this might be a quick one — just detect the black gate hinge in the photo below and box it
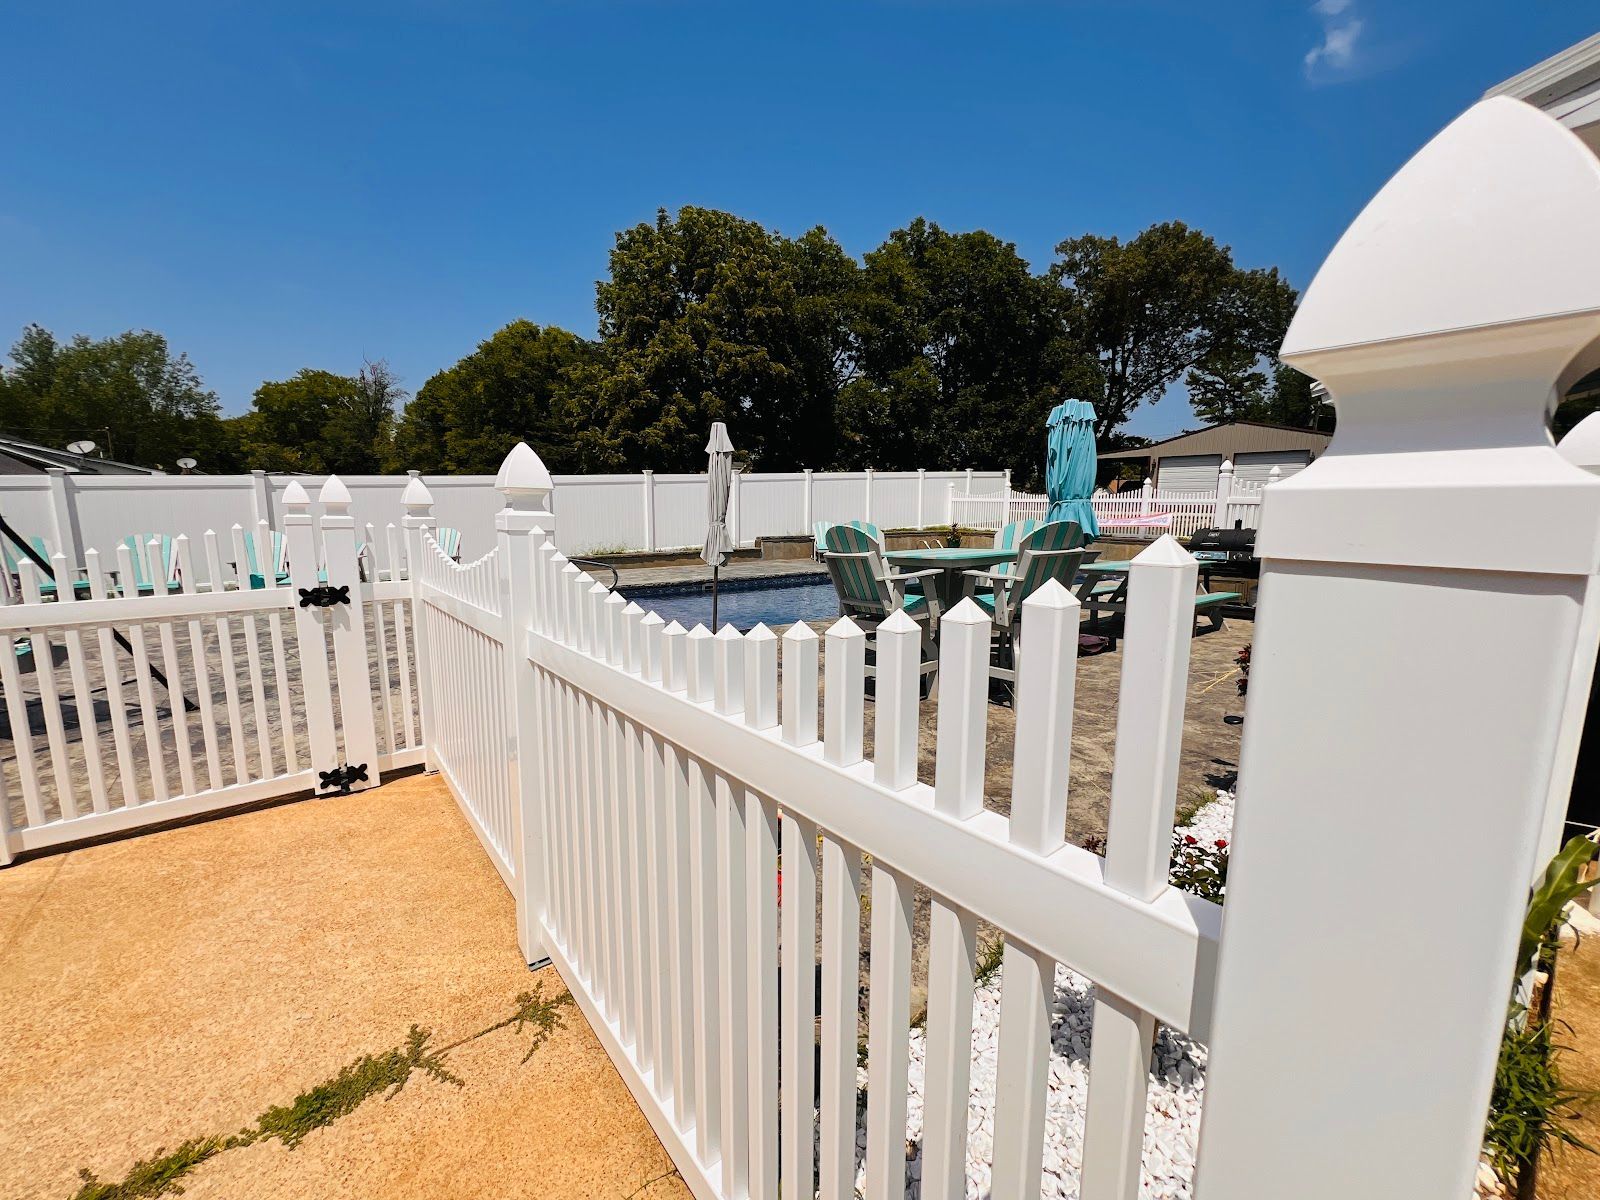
[298,584,351,608]
[318,763,369,795]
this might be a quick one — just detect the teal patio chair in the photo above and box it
[990,518,1043,578]
[962,520,1086,683]
[812,521,833,562]
[242,529,290,589]
[116,534,182,595]
[2,535,80,599]
[822,523,942,690]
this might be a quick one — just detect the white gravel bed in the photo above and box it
[849,790,1237,1199]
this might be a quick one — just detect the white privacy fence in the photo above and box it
[0,479,422,862]
[0,466,1006,566]
[953,464,1274,542]
[411,97,1600,1199]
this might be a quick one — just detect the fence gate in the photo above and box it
[0,477,423,863]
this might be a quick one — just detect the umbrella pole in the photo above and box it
[711,563,720,631]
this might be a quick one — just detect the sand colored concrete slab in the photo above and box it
[0,772,688,1200]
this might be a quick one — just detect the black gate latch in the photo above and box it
[318,763,369,795]
[298,584,351,608]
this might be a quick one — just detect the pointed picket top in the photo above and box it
[1131,533,1196,569]
[663,619,686,635]
[687,623,713,640]
[604,587,627,607]
[402,475,434,509]
[878,607,922,634]
[1283,98,1600,371]
[1022,577,1082,613]
[826,615,865,641]
[640,609,666,628]
[495,441,554,499]
[715,622,743,641]
[747,622,778,643]
[550,550,570,569]
[783,620,819,644]
[623,600,645,617]
[283,480,310,509]
[590,579,612,599]
[940,597,991,628]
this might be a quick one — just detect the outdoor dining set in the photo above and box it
[812,515,1241,691]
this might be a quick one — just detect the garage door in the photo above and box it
[1156,454,1223,494]
[1235,449,1311,485]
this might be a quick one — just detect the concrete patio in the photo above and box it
[0,771,688,1200]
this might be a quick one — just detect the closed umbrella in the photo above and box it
[1045,399,1100,540]
[702,421,736,630]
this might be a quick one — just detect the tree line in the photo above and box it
[0,208,1321,487]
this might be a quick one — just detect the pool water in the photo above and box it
[619,575,840,632]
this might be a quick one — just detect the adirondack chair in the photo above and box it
[990,518,1043,578]
[435,527,463,561]
[242,530,290,589]
[812,521,833,562]
[1,534,90,599]
[962,520,1087,684]
[117,534,182,595]
[822,523,942,690]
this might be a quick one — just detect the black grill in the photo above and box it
[1187,524,1259,574]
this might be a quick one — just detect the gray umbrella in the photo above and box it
[702,421,735,629]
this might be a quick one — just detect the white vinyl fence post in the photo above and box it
[403,477,438,770]
[803,468,814,534]
[946,481,956,527]
[318,476,381,792]
[1001,468,1014,527]
[1193,98,1600,1199]
[863,467,874,527]
[729,466,742,547]
[283,482,341,786]
[916,468,926,527]
[496,442,557,966]
[1139,477,1153,517]
[643,470,657,552]
[1214,458,1234,527]
[44,468,82,574]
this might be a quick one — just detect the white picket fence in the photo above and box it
[0,479,422,861]
[0,465,1006,565]
[952,466,1273,542]
[409,96,1600,1200]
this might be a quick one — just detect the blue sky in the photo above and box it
[3,2,1594,441]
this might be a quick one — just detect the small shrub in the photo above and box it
[1168,832,1229,903]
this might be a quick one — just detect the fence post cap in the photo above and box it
[1283,97,1600,371]
[1021,578,1081,612]
[283,480,311,509]
[1132,533,1197,568]
[939,598,990,627]
[747,622,777,642]
[640,610,665,627]
[1220,459,1234,472]
[783,620,819,643]
[402,476,434,508]
[495,442,553,500]
[714,622,742,641]
[879,607,922,634]
[623,600,645,617]
[663,619,686,635]
[826,615,865,640]
[317,475,352,509]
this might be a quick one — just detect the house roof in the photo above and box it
[1097,420,1332,461]
[0,434,164,475]
[1484,33,1600,154]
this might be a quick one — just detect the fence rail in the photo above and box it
[952,466,1275,541]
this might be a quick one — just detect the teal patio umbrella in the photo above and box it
[1045,399,1100,540]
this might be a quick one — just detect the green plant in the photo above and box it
[1483,835,1600,1194]
[975,935,1006,987]
[73,1137,230,1200]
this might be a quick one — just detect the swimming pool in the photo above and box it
[618,574,840,632]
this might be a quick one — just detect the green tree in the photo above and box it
[571,206,860,472]
[234,361,403,474]
[1049,222,1299,439]
[0,324,229,469]
[391,321,597,473]
[837,218,1097,486]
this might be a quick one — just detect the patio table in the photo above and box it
[883,546,1016,615]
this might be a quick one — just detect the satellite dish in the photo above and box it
[66,439,97,456]
[176,457,198,472]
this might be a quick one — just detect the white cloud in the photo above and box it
[1305,0,1364,78]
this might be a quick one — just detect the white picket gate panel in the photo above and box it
[0,477,420,861]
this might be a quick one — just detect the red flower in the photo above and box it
[1183,834,1198,845]
[1215,839,1228,849]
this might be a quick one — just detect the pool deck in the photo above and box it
[614,557,824,589]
